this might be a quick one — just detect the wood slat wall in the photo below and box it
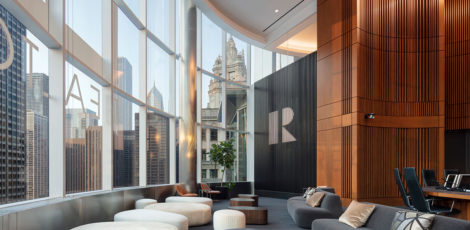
[318,0,445,205]
[446,0,470,130]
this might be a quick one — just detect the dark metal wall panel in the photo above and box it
[254,52,317,194]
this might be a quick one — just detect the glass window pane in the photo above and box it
[176,59,181,117]
[202,13,222,74]
[226,131,246,182]
[65,62,103,194]
[123,0,143,20]
[226,82,247,130]
[201,74,223,127]
[226,35,247,82]
[147,0,170,46]
[116,8,141,99]
[276,53,295,71]
[147,110,169,185]
[113,93,140,187]
[147,39,170,112]
[26,31,49,200]
[175,0,180,54]
[0,4,51,204]
[250,45,273,84]
[201,128,223,182]
[66,0,102,55]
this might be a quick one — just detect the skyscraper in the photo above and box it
[0,4,27,204]
[26,73,49,199]
[113,57,138,187]
[144,88,169,184]
[65,109,101,193]
[201,36,247,182]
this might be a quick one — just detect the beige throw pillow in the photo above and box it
[306,192,325,207]
[339,200,376,228]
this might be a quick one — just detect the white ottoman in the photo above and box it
[165,196,213,208]
[145,203,211,226]
[213,209,246,230]
[71,221,177,230]
[135,198,157,209]
[114,209,188,230]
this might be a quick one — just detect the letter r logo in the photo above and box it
[269,107,296,145]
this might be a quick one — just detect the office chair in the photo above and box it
[444,169,460,179]
[404,167,454,215]
[422,169,440,187]
[393,168,415,210]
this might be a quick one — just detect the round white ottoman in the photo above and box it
[135,198,157,209]
[213,210,246,230]
[165,196,213,208]
[145,203,211,226]
[71,221,177,230]
[114,209,188,230]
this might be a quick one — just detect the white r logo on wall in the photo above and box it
[269,107,296,145]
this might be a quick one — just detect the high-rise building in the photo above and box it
[147,84,164,111]
[144,87,169,184]
[25,73,49,199]
[65,109,101,193]
[201,36,247,182]
[65,126,102,193]
[65,108,99,139]
[26,73,49,117]
[0,4,27,204]
[113,57,138,187]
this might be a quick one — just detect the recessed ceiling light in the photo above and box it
[274,9,279,13]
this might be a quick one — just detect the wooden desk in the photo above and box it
[423,187,470,220]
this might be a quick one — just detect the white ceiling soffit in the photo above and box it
[193,0,317,57]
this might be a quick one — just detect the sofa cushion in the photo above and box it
[306,192,325,207]
[391,211,434,230]
[312,219,373,230]
[287,192,343,228]
[313,204,470,230]
[339,201,375,228]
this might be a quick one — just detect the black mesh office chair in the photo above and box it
[404,167,454,215]
[394,168,415,210]
[422,169,440,187]
[444,169,460,179]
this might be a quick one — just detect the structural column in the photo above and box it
[179,0,197,192]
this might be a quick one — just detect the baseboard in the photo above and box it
[255,189,302,199]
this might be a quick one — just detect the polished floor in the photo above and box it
[191,197,303,230]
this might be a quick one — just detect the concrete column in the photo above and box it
[179,0,197,192]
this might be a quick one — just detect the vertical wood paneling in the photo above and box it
[318,0,445,205]
[445,0,470,130]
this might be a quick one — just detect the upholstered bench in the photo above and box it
[71,221,177,230]
[213,209,246,230]
[145,203,211,226]
[114,209,188,230]
[165,196,213,208]
[135,198,157,209]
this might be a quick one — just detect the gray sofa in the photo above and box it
[287,192,343,228]
[311,203,470,230]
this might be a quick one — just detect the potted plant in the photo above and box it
[209,138,236,198]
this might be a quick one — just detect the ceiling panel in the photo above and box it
[208,0,303,33]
